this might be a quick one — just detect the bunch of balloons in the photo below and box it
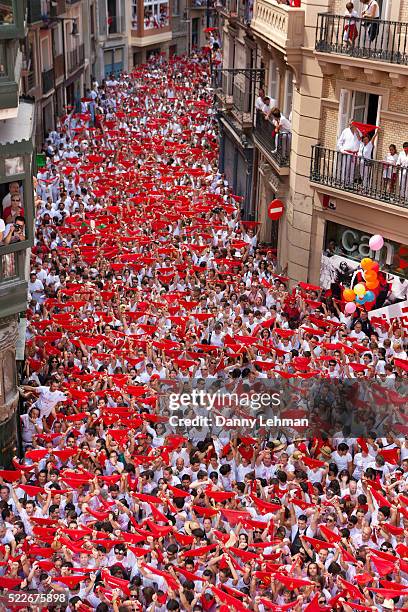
[342,234,384,314]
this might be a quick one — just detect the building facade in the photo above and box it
[217,0,408,293]
[0,1,36,465]
[215,0,261,217]
[23,0,90,147]
[91,0,128,81]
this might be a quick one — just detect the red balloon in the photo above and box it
[268,199,285,221]
[371,261,380,273]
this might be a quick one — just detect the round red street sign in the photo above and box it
[267,198,284,221]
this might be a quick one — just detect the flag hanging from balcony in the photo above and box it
[351,122,379,137]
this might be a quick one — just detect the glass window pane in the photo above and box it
[1,253,16,278]
[0,43,6,77]
[4,156,23,177]
[3,349,16,400]
[0,1,14,25]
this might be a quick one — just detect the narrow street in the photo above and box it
[0,28,407,612]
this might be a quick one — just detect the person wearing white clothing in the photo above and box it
[358,133,375,191]
[22,381,67,418]
[266,107,291,156]
[397,143,408,200]
[336,122,361,185]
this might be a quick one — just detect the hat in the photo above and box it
[382,600,395,610]
[320,445,332,458]
[184,520,200,535]
[272,439,286,452]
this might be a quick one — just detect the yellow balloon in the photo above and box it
[361,258,374,271]
[354,283,366,297]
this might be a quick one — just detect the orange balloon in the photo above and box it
[361,258,374,270]
[366,279,379,290]
[364,270,377,282]
[343,288,356,302]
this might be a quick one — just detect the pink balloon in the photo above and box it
[369,234,384,251]
[345,302,357,314]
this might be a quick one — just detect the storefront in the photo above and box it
[320,221,408,309]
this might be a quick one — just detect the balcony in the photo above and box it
[310,145,408,209]
[254,110,290,168]
[67,42,84,74]
[238,0,252,26]
[251,0,304,54]
[215,68,263,134]
[216,0,237,21]
[316,14,408,68]
[108,15,125,35]
[26,71,35,91]
[42,67,54,94]
[54,53,64,79]
[191,0,215,8]
[50,0,66,17]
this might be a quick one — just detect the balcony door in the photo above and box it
[338,89,381,151]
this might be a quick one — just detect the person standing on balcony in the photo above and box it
[267,107,291,155]
[396,141,408,201]
[336,121,361,186]
[343,2,359,46]
[382,144,398,195]
[358,131,377,192]
[361,0,380,46]
[255,88,266,111]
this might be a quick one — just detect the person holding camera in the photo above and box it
[3,215,25,244]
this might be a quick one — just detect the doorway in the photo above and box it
[338,89,380,140]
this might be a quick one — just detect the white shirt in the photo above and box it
[397,150,408,168]
[337,127,360,153]
[35,386,67,418]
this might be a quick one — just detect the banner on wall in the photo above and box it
[366,300,408,326]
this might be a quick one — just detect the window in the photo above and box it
[0,0,14,25]
[192,17,199,48]
[173,0,180,15]
[268,60,279,107]
[4,157,23,177]
[53,23,63,57]
[0,181,26,249]
[1,253,16,278]
[283,70,293,119]
[41,37,51,72]
[3,349,16,401]
[338,89,380,140]
[0,43,6,77]
[144,0,169,29]
[132,0,138,29]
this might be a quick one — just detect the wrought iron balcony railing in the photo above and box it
[254,110,290,166]
[67,43,84,73]
[315,14,408,65]
[42,67,54,94]
[214,67,264,129]
[310,145,408,208]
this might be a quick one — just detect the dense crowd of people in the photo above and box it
[0,49,407,612]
